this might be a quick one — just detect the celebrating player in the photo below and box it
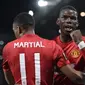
[54,5,85,85]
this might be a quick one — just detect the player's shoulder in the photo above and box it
[53,36,60,44]
[40,36,61,48]
[39,36,55,44]
[53,35,59,41]
[3,39,19,50]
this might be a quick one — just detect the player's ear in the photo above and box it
[16,26,20,34]
[56,18,60,26]
[17,26,22,34]
[19,26,24,37]
[16,26,19,30]
[16,26,22,37]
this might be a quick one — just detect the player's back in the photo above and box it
[4,34,55,85]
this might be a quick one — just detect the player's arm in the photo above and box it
[2,46,15,85]
[60,64,85,84]
[70,30,85,59]
[3,68,15,85]
[53,43,85,84]
[57,53,85,84]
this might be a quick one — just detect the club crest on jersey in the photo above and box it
[71,49,80,58]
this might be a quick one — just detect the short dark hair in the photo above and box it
[13,12,35,28]
[59,5,78,16]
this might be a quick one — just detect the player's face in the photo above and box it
[58,9,78,35]
[13,23,20,38]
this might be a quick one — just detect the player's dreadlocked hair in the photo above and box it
[59,5,78,17]
[13,12,35,29]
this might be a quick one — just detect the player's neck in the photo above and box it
[23,29,35,35]
[60,34,72,43]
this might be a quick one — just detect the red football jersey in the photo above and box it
[2,34,69,85]
[54,36,85,85]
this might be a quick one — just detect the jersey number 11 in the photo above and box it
[19,53,41,85]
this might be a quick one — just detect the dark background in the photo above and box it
[0,0,85,41]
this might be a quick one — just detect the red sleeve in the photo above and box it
[2,45,10,72]
[53,41,70,68]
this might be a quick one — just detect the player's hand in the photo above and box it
[70,30,82,44]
